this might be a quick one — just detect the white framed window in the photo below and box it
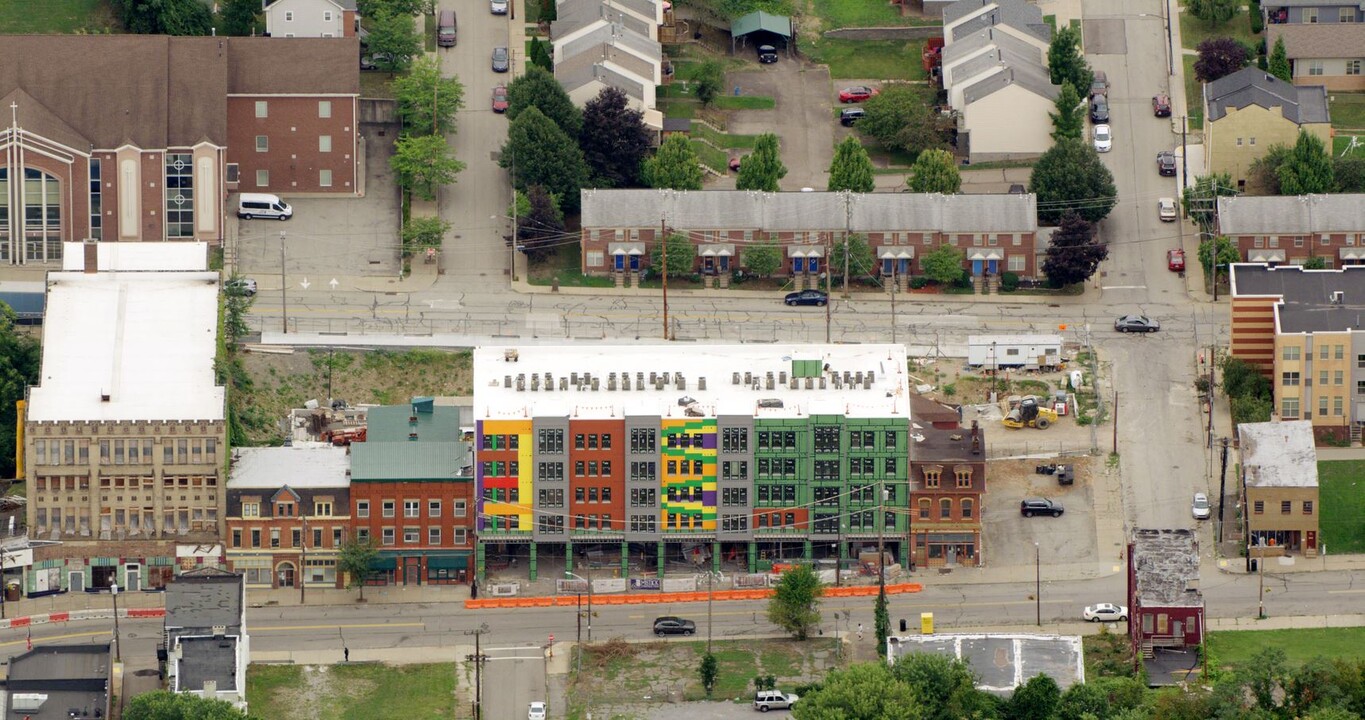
[324,10,333,21]
[357,500,370,518]
[1348,60,1362,76]
[454,500,467,517]
[255,135,268,152]
[382,527,395,545]
[256,170,269,187]
[1308,60,1324,76]
[255,101,268,118]
[404,500,420,518]
[1342,8,1356,21]
[587,251,604,267]
[319,135,332,152]
[1007,255,1025,272]
[403,527,419,543]
[319,169,333,187]
[319,101,332,118]
[453,528,467,545]
[428,500,442,517]
[284,11,294,21]
[428,527,441,545]
[1305,8,1317,22]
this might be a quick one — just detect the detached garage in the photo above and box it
[730,11,792,55]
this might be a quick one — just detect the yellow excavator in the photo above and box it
[1002,395,1058,430]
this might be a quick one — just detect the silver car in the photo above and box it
[1192,492,1211,520]
[492,46,509,72]
[490,0,508,13]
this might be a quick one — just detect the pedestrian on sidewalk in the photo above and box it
[857,623,864,640]
[344,647,349,663]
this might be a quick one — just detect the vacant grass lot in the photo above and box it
[528,244,615,288]
[1319,460,1365,554]
[803,39,930,81]
[1210,627,1365,672]
[810,0,936,28]
[247,663,457,720]
[1329,93,1365,130]
[1179,10,1260,50]
[1183,55,1204,129]
[0,0,119,32]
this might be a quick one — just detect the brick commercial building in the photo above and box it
[348,399,476,586]
[22,244,226,597]
[164,568,249,710]
[472,344,913,581]
[1239,420,1321,557]
[0,35,360,263]
[1127,528,1204,662]
[908,423,987,568]
[1217,194,1365,267]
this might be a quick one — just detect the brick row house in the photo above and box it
[578,190,1039,292]
[0,35,360,265]
[908,423,987,568]
[1218,194,1365,267]
[1127,528,1204,664]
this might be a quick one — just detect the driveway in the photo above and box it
[726,59,835,190]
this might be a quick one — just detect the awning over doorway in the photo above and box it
[699,244,735,257]
[1248,249,1286,262]
[877,246,915,260]
[965,249,1003,261]
[609,242,645,256]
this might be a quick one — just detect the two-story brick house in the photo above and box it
[908,422,986,568]
[1128,528,1204,662]
[225,445,351,589]
[1218,194,1365,267]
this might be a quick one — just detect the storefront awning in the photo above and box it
[369,557,397,571]
[877,246,915,260]
[1339,247,1365,260]
[966,249,1003,261]
[609,242,645,256]
[699,244,735,257]
[427,554,469,570]
[1248,249,1285,262]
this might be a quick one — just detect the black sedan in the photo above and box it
[1157,151,1177,177]
[784,289,828,306]
[653,616,696,636]
[757,44,778,63]
[1115,315,1160,333]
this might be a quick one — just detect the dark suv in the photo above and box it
[1020,498,1064,517]
[1157,151,1177,176]
[1090,95,1109,123]
[653,616,697,636]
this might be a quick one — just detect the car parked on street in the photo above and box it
[784,289,828,306]
[1153,94,1171,117]
[492,85,509,113]
[838,86,879,103]
[1192,492,1211,520]
[1114,315,1160,333]
[1157,151,1177,176]
[225,278,258,297]
[491,0,508,13]
[1159,197,1179,222]
[1168,247,1186,271]
[1093,124,1112,152]
[840,108,865,126]
[754,690,800,712]
[1020,498,1064,517]
[653,616,696,636]
[528,702,547,720]
[1083,603,1129,622]
[1090,70,1108,98]
[757,44,778,63]
[1090,95,1109,122]
[492,46,509,72]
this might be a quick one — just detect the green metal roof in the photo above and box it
[350,441,472,481]
[366,402,468,442]
[730,11,791,38]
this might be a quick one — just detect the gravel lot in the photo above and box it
[981,458,1103,568]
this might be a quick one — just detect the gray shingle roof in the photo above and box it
[553,0,656,41]
[945,44,1042,87]
[961,62,1059,104]
[1218,194,1365,234]
[559,22,660,64]
[557,58,648,99]
[944,0,1050,43]
[1204,67,1329,124]
[1267,23,1365,60]
[581,190,1038,233]
[941,26,1044,69]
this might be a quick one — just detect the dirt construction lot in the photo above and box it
[982,458,1106,569]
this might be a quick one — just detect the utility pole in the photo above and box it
[890,264,897,344]
[661,217,670,340]
[1034,542,1041,626]
[465,623,490,720]
[300,514,308,605]
[824,232,832,343]
[510,154,519,284]
[1217,437,1230,542]
[111,583,122,662]
[842,192,851,299]
[1180,117,1188,191]
[1258,546,1266,619]
[877,478,887,595]
[279,231,288,334]
[575,591,583,673]
[706,569,715,654]
[1207,343,1216,447]
[1111,391,1118,455]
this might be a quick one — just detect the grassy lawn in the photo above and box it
[1319,460,1365,554]
[1210,627,1365,672]
[1333,135,1365,157]
[359,72,397,99]
[0,0,119,32]
[713,95,777,110]
[1328,93,1365,130]
[691,139,731,173]
[1183,55,1204,129]
[1179,10,1260,50]
[661,100,696,119]
[803,39,930,81]
[247,663,457,720]
[810,0,937,27]
[527,243,616,288]
[1044,14,1057,33]
[692,123,761,149]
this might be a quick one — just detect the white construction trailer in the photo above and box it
[967,334,1063,370]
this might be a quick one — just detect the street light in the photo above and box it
[565,571,593,643]
[111,583,122,662]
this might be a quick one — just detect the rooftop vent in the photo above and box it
[758,398,784,409]
[733,372,742,385]
[1331,291,1344,304]
[698,377,707,391]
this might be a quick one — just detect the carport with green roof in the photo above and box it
[730,10,793,54]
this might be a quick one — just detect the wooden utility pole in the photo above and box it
[661,218,670,340]
[1112,391,1118,455]
[465,623,490,719]
[824,232,832,343]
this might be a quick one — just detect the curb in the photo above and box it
[466,582,923,609]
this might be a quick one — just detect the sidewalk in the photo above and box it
[1215,552,1365,575]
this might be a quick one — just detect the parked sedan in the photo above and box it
[653,616,696,636]
[757,44,778,63]
[1153,94,1172,117]
[492,85,509,113]
[1090,95,1109,122]
[784,289,829,307]
[1083,603,1129,622]
[1157,150,1177,176]
[492,46,510,72]
[491,0,509,13]
[838,86,879,103]
[840,108,866,127]
[1093,124,1112,153]
[1193,492,1212,520]
[528,702,548,720]
[225,277,258,297]
[1020,498,1063,517]
[1114,315,1160,333]
[1168,247,1186,271]
[1159,197,1179,222]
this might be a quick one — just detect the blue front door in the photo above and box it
[720,256,730,271]
[987,259,998,275]
[615,254,625,271]
[971,259,983,276]
[883,259,894,275]
[899,259,911,276]
[630,254,640,270]
[792,257,805,274]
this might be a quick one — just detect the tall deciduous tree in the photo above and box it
[858,85,950,157]
[1198,235,1241,291]
[1194,37,1251,82]
[699,653,719,697]
[507,67,583,137]
[517,185,566,260]
[1047,26,1093,94]
[1277,131,1336,195]
[650,232,695,277]
[391,133,466,201]
[907,149,962,194]
[1268,36,1292,83]
[742,243,782,278]
[827,136,875,193]
[1042,211,1108,287]
[1049,82,1085,142]
[831,234,875,283]
[767,564,822,640]
[1249,144,1293,195]
[217,0,262,35]
[792,663,921,720]
[1189,0,1240,26]
[0,304,40,479]
[920,244,965,285]
[892,654,996,720]
[393,57,465,135]
[737,133,787,192]
[580,87,651,188]
[338,536,378,601]
[365,9,423,74]
[643,135,704,190]
[125,690,257,720]
[1028,139,1117,224]
[1008,674,1062,720]
[1334,156,1365,192]
[401,216,450,254]
[1182,172,1237,230]
[501,106,589,212]
[120,0,212,35]
[694,61,724,107]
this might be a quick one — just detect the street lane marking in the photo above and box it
[254,622,426,632]
[1101,285,1147,290]
[1328,589,1365,594]
[0,630,110,648]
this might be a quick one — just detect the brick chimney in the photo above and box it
[83,239,99,274]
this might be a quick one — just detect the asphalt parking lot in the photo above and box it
[726,59,834,190]
[982,458,1101,569]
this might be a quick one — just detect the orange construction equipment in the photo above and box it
[323,427,367,446]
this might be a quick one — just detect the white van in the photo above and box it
[238,193,293,221]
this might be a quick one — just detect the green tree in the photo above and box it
[401,216,450,255]
[643,134,705,190]
[858,85,950,157]
[1278,131,1336,195]
[391,133,466,201]
[217,0,262,35]
[1249,144,1293,195]
[737,133,787,192]
[507,67,583,137]
[580,86,652,188]
[0,304,40,478]
[365,9,423,74]
[1287,657,1349,718]
[1189,0,1240,26]
[517,185,566,260]
[873,588,890,658]
[1198,234,1241,292]
[339,535,379,601]
[767,564,823,640]
[1335,156,1365,193]
[1042,211,1107,287]
[1194,37,1251,82]
[358,0,426,16]
[827,136,876,193]
[694,61,724,107]
[529,37,554,72]
[222,277,254,345]
[1047,26,1093,93]
[907,148,962,194]
[650,232,695,277]
[125,690,256,720]
[1057,681,1110,720]
[793,663,922,720]
[891,653,995,720]
[1220,356,1271,401]
[1028,139,1118,224]
[920,244,965,286]
[392,57,465,135]
[1049,82,1085,142]
[742,243,782,278]
[831,234,875,285]
[119,0,212,34]
[699,652,719,697]
[1303,255,1328,269]
[1268,36,1292,83]
[501,106,589,212]
[1007,674,1062,720]
[1182,172,1237,230]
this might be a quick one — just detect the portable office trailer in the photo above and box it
[967,334,1063,370]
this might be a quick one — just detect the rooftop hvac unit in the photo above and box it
[212,625,227,637]
[11,694,49,712]
[733,372,741,385]
[698,377,707,391]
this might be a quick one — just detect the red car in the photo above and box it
[1168,248,1186,272]
[1152,94,1171,118]
[838,86,879,103]
[492,85,509,113]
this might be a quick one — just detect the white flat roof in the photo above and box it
[229,446,352,489]
[968,334,1063,346]
[474,344,910,420]
[27,271,226,423]
[1239,420,1319,488]
[62,241,209,272]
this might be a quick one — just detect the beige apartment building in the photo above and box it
[21,243,227,597]
[1239,421,1320,557]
